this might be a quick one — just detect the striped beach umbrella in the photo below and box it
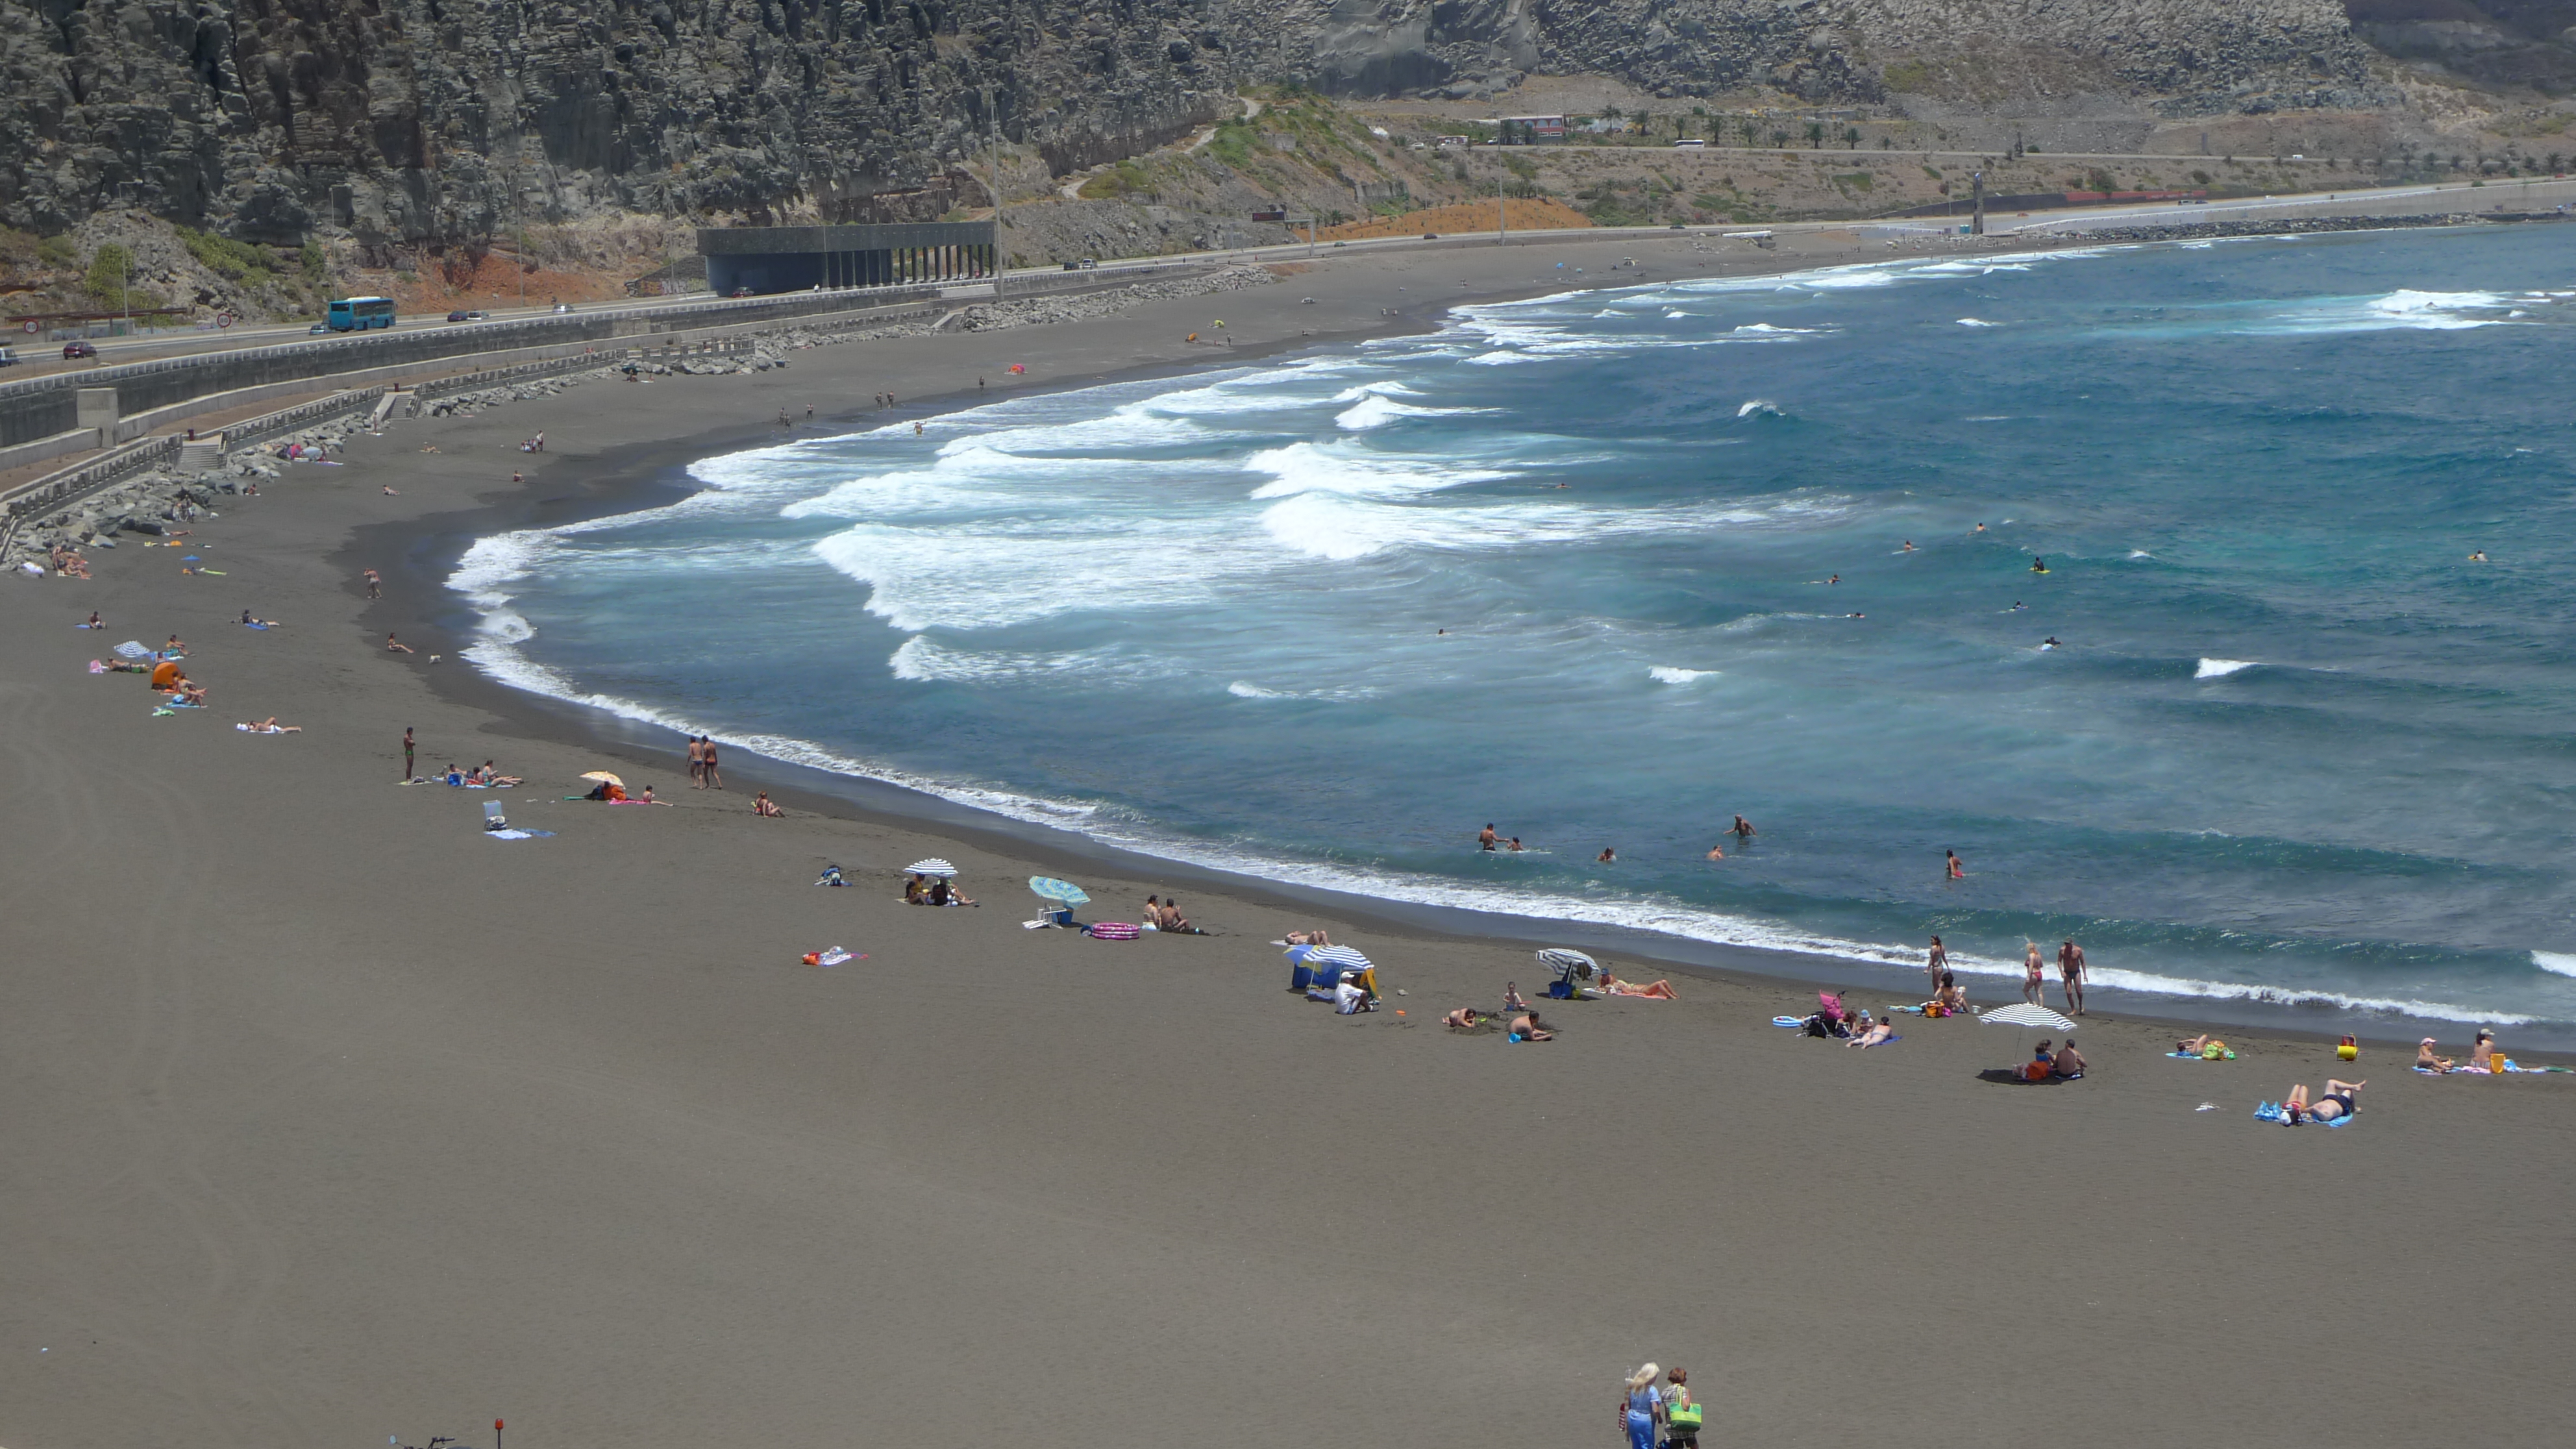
[905,858,958,878]
[1536,948,1596,973]
[1978,1003,2075,1032]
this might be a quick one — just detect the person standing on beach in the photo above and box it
[701,736,722,790]
[686,736,705,788]
[1926,935,1948,987]
[1479,823,1498,851]
[402,726,415,783]
[1617,1364,1663,1449]
[364,569,381,599]
[1946,848,1964,880]
[2059,939,2087,1015]
[2023,942,2044,1006]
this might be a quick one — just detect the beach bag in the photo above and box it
[1666,1402,1703,1433]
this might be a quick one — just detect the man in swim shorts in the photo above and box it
[1479,823,1497,851]
[2059,940,2087,1015]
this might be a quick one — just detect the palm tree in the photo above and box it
[1805,121,1826,149]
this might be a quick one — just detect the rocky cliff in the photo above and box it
[0,0,2439,247]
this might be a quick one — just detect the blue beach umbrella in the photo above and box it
[1029,876,1090,906]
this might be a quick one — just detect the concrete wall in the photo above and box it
[700,221,998,296]
[0,282,947,450]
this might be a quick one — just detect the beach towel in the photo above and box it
[1772,1015,1805,1028]
[234,723,289,733]
[803,947,859,967]
[484,829,554,840]
[113,640,150,659]
[243,621,270,630]
[88,660,106,673]
[2168,1050,2236,1059]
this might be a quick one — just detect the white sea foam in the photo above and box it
[2196,658,2258,679]
[1228,680,1287,699]
[1649,665,1716,684]
[2254,289,2519,336]
[1333,394,1496,430]
[1737,399,1781,418]
[1246,441,1509,499]
[2533,951,2576,978]
[1957,317,2000,327]
[2129,550,2155,560]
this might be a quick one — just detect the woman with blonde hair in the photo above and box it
[1616,1363,1664,1449]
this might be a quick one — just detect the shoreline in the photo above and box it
[367,226,2568,1052]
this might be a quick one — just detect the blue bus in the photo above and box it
[325,296,397,331]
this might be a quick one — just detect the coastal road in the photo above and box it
[19,174,2568,385]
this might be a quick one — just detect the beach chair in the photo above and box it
[482,800,508,832]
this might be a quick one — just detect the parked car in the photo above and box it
[730,287,754,297]
[62,340,97,359]
[310,322,331,334]
[0,345,18,367]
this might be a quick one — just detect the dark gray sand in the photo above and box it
[6,230,2571,1449]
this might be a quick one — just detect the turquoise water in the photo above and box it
[452,225,2576,1028]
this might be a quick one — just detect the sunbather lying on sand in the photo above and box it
[1283,928,1334,947]
[2285,1078,2363,1124]
[1846,1019,1896,1048]
[1602,971,1678,999]
[236,717,302,733]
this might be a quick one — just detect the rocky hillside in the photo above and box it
[0,0,2544,256]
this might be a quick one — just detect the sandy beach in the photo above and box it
[6,227,2574,1449]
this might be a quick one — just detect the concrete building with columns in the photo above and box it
[695,221,1000,296]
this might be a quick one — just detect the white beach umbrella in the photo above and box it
[906,858,958,878]
[1979,1004,2076,1032]
[1536,948,1596,972]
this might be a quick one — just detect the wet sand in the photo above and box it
[5,228,2573,1449]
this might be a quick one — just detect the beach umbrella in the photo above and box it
[906,858,958,878]
[579,771,625,788]
[1028,876,1090,905]
[1305,945,1372,971]
[1979,1004,2075,1032]
[1536,948,1597,972]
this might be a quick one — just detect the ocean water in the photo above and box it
[452,225,2576,1029]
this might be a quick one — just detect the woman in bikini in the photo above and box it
[2023,941,2045,1006]
[1602,971,1678,999]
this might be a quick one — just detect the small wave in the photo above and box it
[1648,666,1717,684]
[2196,658,2258,680]
[2534,951,2576,980]
[1956,317,2000,327]
[1963,415,2012,423]
[2129,550,2155,560]
[1665,310,1689,319]
[1737,399,1781,419]
[1228,680,1286,699]
[1333,394,1495,431]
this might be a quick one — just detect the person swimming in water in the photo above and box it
[2030,558,2050,573]
[2040,636,2061,649]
